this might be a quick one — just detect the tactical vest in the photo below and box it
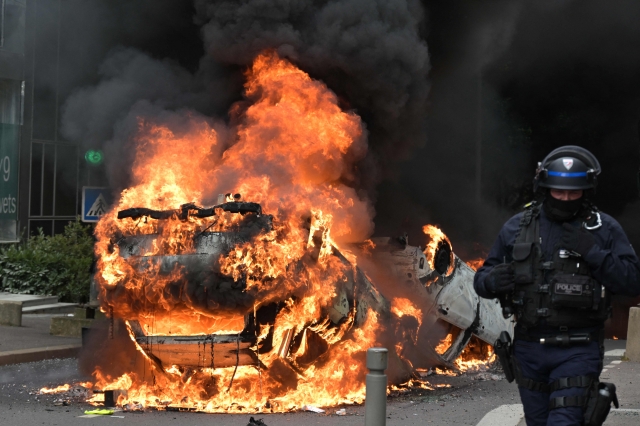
[510,203,610,329]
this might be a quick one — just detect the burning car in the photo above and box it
[356,230,513,369]
[113,198,391,373]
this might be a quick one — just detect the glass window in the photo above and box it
[53,218,70,235]
[32,0,60,141]
[2,0,26,54]
[30,142,79,219]
[54,144,77,216]
[30,142,42,216]
[42,144,54,216]
[29,218,52,236]
[0,78,22,124]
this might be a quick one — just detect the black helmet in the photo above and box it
[534,145,601,190]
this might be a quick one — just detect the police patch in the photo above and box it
[562,158,574,170]
[555,282,583,295]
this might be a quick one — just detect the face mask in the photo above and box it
[543,195,583,222]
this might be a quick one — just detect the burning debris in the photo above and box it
[37,383,93,407]
[60,51,510,413]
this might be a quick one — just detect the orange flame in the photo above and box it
[391,297,423,328]
[435,336,496,375]
[466,258,485,271]
[39,384,71,394]
[435,333,453,355]
[422,224,452,273]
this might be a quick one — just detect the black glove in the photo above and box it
[484,263,515,295]
[561,222,596,256]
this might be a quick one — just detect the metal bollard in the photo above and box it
[365,347,388,426]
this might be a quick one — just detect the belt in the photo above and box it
[514,329,601,345]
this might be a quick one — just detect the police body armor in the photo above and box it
[510,203,610,329]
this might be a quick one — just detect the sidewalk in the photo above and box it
[0,314,81,365]
[599,346,640,425]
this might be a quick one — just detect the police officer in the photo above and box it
[474,146,640,426]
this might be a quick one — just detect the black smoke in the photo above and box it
[193,0,430,188]
[375,0,528,257]
[483,0,640,250]
[59,0,235,191]
[59,0,640,255]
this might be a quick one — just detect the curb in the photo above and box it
[0,344,81,366]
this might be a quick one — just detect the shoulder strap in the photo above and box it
[511,203,540,285]
[515,203,540,245]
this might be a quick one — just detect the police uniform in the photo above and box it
[473,146,640,426]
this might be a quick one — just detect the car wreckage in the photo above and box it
[109,199,513,375]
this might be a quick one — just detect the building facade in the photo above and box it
[0,0,105,243]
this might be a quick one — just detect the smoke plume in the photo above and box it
[61,0,430,199]
[481,0,640,248]
[194,0,430,174]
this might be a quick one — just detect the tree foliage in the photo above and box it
[0,220,94,303]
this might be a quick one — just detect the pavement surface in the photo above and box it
[0,316,637,425]
[0,314,80,352]
[0,314,81,366]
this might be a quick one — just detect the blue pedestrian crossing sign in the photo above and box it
[82,187,111,223]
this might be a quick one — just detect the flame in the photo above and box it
[39,384,71,394]
[434,336,496,375]
[389,378,435,393]
[455,340,495,372]
[359,239,376,256]
[613,336,619,340]
[391,298,423,328]
[466,258,485,271]
[90,51,381,412]
[455,354,496,372]
[434,367,457,376]
[422,225,452,273]
[435,333,453,355]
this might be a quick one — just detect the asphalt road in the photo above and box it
[0,341,634,426]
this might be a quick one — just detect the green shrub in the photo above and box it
[0,220,94,303]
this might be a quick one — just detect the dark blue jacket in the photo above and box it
[474,207,640,305]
